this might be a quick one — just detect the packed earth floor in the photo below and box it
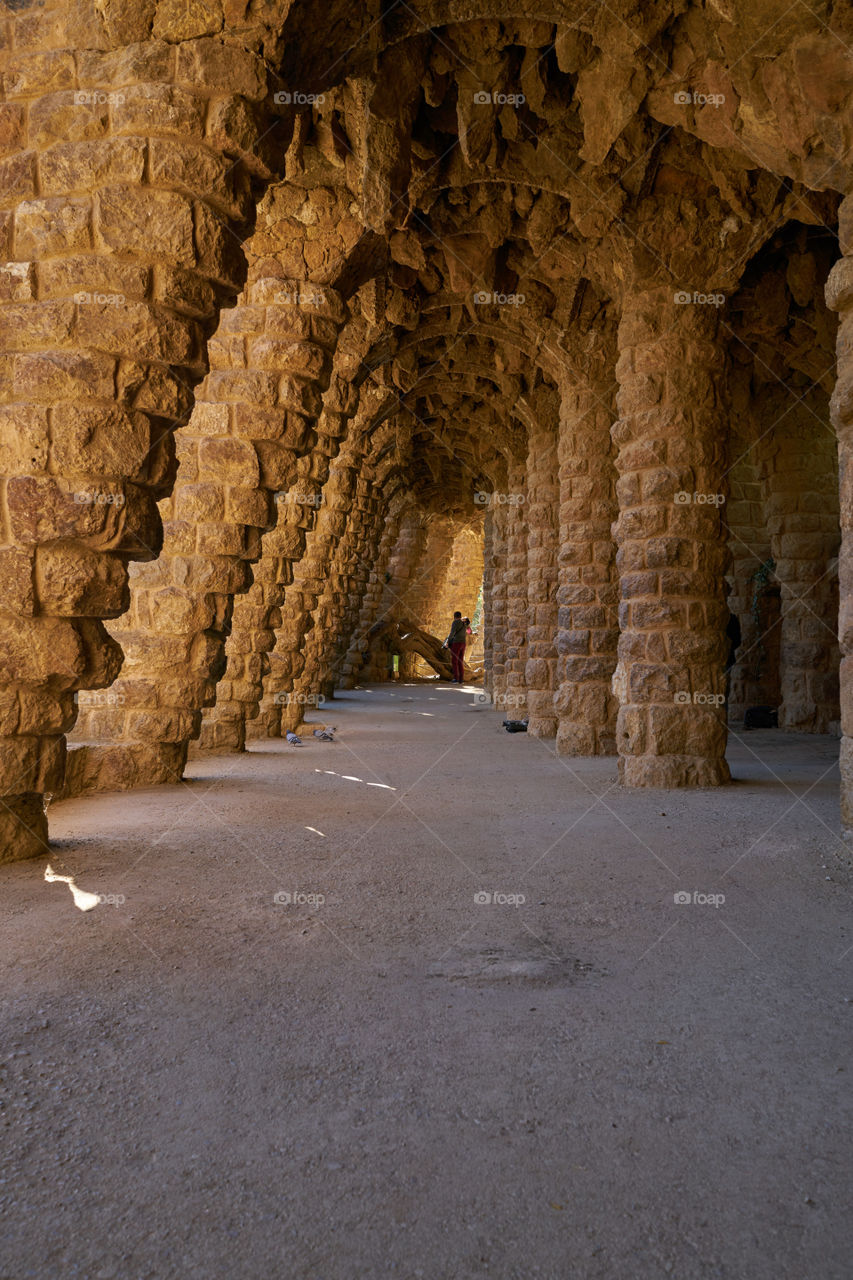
[1,681,851,1280]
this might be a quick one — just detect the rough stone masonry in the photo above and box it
[0,0,852,859]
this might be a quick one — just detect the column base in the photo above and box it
[0,794,49,863]
[58,743,189,798]
[556,723,617,756]
[618,754,731,788]
[527,717,558,738]
[193,719,246,754]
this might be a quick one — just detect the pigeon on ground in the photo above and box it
[286,731,302,745]
[313,727,336,741]
[503,718,528,734]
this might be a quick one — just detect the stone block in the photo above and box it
[0,299,75,352]
[15,196,91,257]
[197,437,260,485]
[51,405,151,480]
[2,51,76,98]
[175,39,267,100]
[0,794,49,863]
[37,544,129,617]
[11,350,116,403]
[0,548,36,616]
[0,611,85,684]
[96,186,196,266]
[112,83,206,139]
[0,152,36,204]
[226,487,273,527]
[0,103,25,156]
[0,405,49,474]
[39,138,145,195]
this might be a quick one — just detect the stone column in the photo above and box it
[266,438,359,737]
[0,21,275,854]
[295,467,384,706]
[243,377,391,739]
[199,344,364,750]
[524,407,560,738]
[724,439,776,726]
[66,281,345,792]
[502,457,530,714]
[825,200,853,827]
[612,283,730,787]
[320,480,387,695]
[484,498,509,701]
[554,371,619,756]
[339,505,406,687]
[357,509,429,682]
[762,400,840,734]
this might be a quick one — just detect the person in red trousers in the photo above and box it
[445,611,467,683]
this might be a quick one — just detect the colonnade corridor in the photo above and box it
[1,680,849,1278]
[3,0,853,1273]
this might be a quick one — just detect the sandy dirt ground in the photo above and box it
[1,681,851,1279]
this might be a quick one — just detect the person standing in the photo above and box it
[445,611,467,683]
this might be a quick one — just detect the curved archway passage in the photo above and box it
[0,0,852,861]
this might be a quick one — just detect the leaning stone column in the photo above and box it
[68,281,345,791]
[268,435,360,736]
[356,508,429,682]
[554,358,619,756]
[612,283,730,787]
[826,199,853,828]
[340,504,406,687]
[0,19,275,853]
[296,465,383,705]
[199,340,363,749]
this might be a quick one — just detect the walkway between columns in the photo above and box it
[1,683,849,1278]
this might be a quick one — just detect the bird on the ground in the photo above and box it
[313,727,336,741]
[286,731,302,745]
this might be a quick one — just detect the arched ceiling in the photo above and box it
[227,0,850,516]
